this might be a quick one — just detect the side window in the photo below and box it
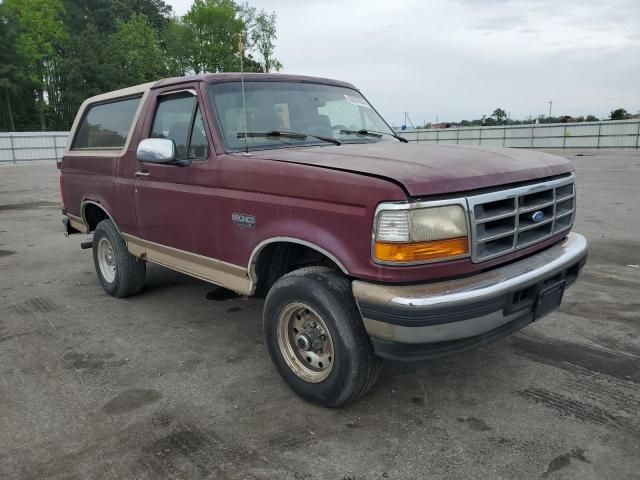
[188,107,209,159]
[73,96,140,149]
[150,92,208,160]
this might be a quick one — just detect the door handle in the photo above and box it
[135,171,150,178]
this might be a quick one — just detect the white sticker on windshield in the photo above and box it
[344,94,371,109]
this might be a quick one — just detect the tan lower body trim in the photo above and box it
[67,214,89,233]
[121,233,252,295]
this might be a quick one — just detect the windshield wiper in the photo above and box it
[339,129,408,143]
[236,130,341,146]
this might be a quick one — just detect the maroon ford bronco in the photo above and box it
[60,73,588,407]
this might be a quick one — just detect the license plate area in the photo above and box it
[533,280,565,320]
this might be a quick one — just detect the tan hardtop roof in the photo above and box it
[152,73,357,90]
[81,73,358,105]
[81,82,154,104]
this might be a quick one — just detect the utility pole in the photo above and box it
[402,112,415,130]
[548,101,553,124]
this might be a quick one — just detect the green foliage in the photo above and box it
[610,108,629,120]
[181,0,244,73]
[62,0,171,35]
[0,0,281,131]
[4,0,68,129]
[5,0,68,66]
[585,115,599,122]
[164,18,196,76]
[249,10,282,73]
[107,13,168,86]
[0,4,21,130]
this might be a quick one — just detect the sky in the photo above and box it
[167,0,640,126]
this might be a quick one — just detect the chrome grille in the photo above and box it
[467,175,575,262]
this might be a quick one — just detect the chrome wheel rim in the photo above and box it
[277,302,334,383]
[97,237,116,283]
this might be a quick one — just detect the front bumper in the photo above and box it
[352,232,588,361]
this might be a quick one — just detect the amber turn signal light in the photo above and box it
[374,237,469,263]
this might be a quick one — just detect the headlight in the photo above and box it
[374,204,469,263]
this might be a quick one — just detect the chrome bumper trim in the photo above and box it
[352,232,587,345]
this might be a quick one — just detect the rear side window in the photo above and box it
[150,92,208,160]
[73,96,141,149]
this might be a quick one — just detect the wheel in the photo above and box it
[263,267,381,407]
[92,219,146,298]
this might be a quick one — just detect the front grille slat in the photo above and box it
[556,194,574,203]
[467,175,575,263]
[518,200,555,213]
[478,228,517,243]
[518,217,553,232]
[476,210,518,224]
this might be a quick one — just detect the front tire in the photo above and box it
[92,219,145,298]
[263,267,381,407]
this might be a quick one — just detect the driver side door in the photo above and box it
[133,85,211,254]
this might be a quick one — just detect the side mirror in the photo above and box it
[137,138,176,164]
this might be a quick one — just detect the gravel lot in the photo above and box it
[1,150,639,480]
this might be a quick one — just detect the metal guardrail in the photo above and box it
[398,119,640,149]
[0,132,68,164]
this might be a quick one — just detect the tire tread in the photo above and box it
[264,266,381,407]
[93,219,145,298]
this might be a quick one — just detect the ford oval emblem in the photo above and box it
[531,210,545,223]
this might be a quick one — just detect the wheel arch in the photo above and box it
[81,200,119,232]
[249,237,349,295]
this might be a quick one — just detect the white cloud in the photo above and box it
[167,0,640,124]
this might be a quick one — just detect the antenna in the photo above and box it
[238,32,249,154]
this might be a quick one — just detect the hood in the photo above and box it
[255,142,573,197]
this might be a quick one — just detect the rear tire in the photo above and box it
[92,219,145,298]
[263,267,381,407]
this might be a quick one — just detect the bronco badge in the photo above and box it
[232,213,256,228]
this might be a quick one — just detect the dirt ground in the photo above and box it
[0,150,639,479]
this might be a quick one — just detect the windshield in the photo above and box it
[208,81,395,152]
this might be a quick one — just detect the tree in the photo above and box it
[492,108,506,124]
[0,5,20,130]
[249,10,282,72]
[56,25,110,127]
[164,17,196,76]
[585,115,599,122]
[165,1,280,75]
[182,0,245,73]
[106,13,167,88]
[61,0,172,35]
[610,108,629,120]
[4,0,68,130]
[0,0,281,130]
